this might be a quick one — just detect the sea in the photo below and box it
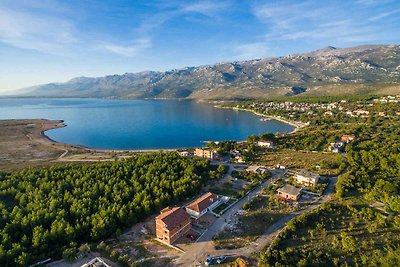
[0,98,295,149]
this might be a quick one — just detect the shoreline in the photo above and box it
[8,102,305,163]
[25,120,178,161]
[214,105,307,133]
[29,103,305,157]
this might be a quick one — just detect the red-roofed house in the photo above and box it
[341,134,356,143]
[155,207,191,244]
[185,192,221,218]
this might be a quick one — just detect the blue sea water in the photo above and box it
[0,98,295,149]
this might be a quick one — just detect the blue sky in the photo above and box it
[1,0,399,92]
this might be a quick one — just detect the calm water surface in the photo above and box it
[0,98,295,149]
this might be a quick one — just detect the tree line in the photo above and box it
[0,153,210,266]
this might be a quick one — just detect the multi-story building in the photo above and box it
[155,207,191,245]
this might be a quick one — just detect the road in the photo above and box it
[173,172,337,266]
[173,169,285,267]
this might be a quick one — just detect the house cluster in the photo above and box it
[345,109,370,117]
[155,192,222,245]
[373,95,400,103]
[240,100,356,121]
[247,101,340,113]
[277,170,320,201]
[328,134,356,153]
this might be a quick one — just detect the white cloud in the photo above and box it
[369,8,400,21]
[250,1,397,47]
[99,38,151,57]
[0,6,76,54]
[182,1,230,17]
[233,42,269,60]
[357,0,393,6]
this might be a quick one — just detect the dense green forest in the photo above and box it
[0,153,211,266]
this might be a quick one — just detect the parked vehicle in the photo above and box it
[205,255,213,266]
[216,255,227,264]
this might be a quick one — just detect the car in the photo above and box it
[216,255,226,264]
[205,255,213,266]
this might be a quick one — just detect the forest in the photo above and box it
[0,153,211,266]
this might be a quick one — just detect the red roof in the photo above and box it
[156,207,190,231]
[186,192,220,213]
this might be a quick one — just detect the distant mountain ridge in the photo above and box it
[16,44,400,99]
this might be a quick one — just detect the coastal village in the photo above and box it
[1,95,399,267]
[1,1,400,264]
[70,95,394,266]
[73,132,344,266]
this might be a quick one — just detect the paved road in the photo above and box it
[173,169,285,267]
[174,173,337,266]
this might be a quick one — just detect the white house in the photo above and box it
[246,166,268,174]
[185,192,221,218]
[257,140,274,148]
[293,170,320,186]
[179,151,190,157]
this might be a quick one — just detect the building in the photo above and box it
[276,164,286,169]
[235,154,245,163]
[179,151,190,157]
[246,165,268,174]
[194,148,216,160]
[341,134,356,143]
[277,184,302,201]
[293,170,320,186]
[185,192,221,218]
[155,207,191,245]
[328,141,344,153]
[257,140,274,148]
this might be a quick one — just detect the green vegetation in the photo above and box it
[243,95,400,266]
[259,202,400,267]
[0,153,210,266]
[213,195,295,250]
[234,170,270,184]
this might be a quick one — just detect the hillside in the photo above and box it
[17,44,400,99]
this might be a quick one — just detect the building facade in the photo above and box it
[155,207,191,245]
[294,170,320,186]
[194,148,216,160]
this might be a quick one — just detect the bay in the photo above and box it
[0,98,295,149]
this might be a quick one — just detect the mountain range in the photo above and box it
[15,44,400,99]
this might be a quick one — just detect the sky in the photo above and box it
[0,0,400,93]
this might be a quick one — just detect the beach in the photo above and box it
[214,105,307,133]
